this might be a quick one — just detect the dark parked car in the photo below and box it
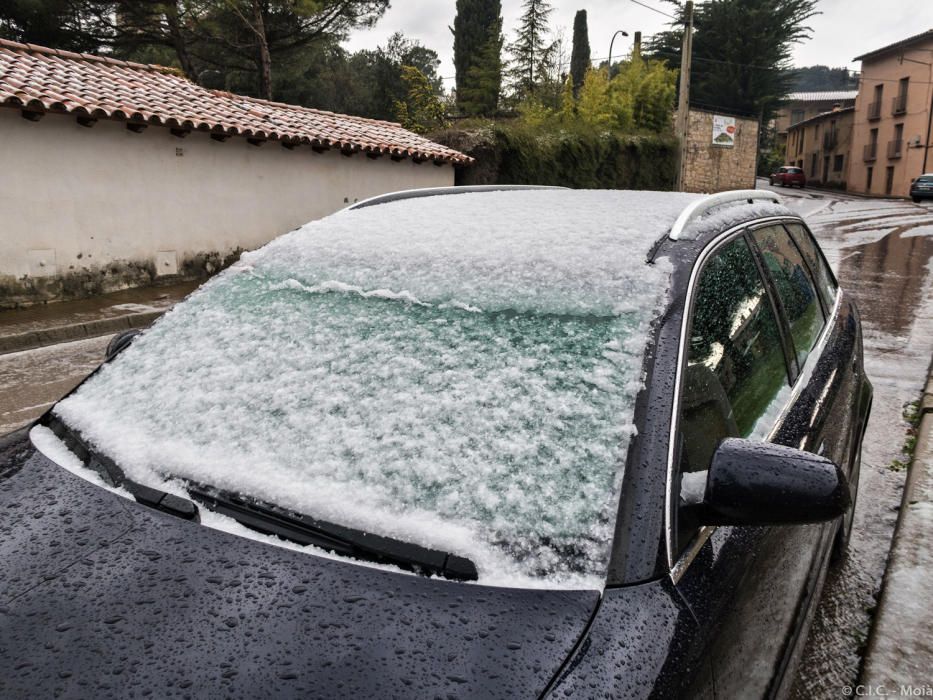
[910,173,933,202]
[770,166,807,188]
[1,187,871,699]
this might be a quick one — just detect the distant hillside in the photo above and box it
[791,65,859,92]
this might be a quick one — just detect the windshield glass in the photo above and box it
[54,190,686,587]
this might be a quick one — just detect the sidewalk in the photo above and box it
[0,281,199,354]
[860,367,933,690]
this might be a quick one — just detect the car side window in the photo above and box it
[675,235,792,553]
[785,222,837,311]
[750,225,825,370]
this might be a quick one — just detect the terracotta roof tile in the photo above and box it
[0,38,471,165]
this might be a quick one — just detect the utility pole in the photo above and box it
[633,31,642,59]
[674,0,694,191]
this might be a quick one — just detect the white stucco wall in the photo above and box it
[0,107,454,287]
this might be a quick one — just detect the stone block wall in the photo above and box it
[682,108,760,193]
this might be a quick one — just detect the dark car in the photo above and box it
[770,166,807,188]
[910,173,933,202]
[1,187,871,699]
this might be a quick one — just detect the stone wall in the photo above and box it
[681,108,760,193]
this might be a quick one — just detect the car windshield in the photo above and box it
[916,176,933,185]
[53,190,688,588]
[788,168,802,174]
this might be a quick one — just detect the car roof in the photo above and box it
[349,186,791,246]
[297,188,707,317]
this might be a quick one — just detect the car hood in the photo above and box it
[0,432,600,698]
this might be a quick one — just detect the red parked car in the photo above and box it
[770,166,807,188]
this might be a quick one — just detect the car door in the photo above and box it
[669,225,834,698]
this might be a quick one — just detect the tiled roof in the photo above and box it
[786,105,854,130]
[853,28,933,62]
[787,91,858,102]
[0,39,471,165]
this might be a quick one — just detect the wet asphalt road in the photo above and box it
[1,187,932,695]
[770,184,933,697]
[0,334,112,435]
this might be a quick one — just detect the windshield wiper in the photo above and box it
[41,417,477,581]
[184,482,479,582]
[44,416,199,522]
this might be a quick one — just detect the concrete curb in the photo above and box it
[0,310,162,355]
[859,360,933,683]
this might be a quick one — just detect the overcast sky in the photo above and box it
[343,0,926,88]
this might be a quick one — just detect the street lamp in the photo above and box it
[608,30,629,74]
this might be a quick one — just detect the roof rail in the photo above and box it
[346,185,567,211]
[668,190,782,241]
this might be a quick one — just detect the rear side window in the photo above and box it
[785,222,837,311]
[751,225,825,369]
[676,235,792,551]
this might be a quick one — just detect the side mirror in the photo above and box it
[683,438,850,526]
[105,329,141,361]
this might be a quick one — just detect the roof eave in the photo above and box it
[853,28,933,62]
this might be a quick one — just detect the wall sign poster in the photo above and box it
[712,115,736,147]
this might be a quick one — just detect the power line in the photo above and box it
[436,50,933,86]
[629,0,679,20]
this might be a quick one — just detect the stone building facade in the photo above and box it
[681,108,760,193]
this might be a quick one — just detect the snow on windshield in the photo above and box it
[54,189,692,588]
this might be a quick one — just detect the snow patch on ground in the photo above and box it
[901,224,933,239]
[110,303,158,313]
[54,189,688,588]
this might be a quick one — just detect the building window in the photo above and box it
[791,109,805,124]
[864,128,879,162]
[889,123,904,159]
[833,154,844,172]
[885,166,895,195]
[894,78,909,114]
[867,166,874,191]
[869,84,883,120]
[823,119,838,151]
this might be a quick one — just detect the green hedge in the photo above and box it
[432,123,678,190]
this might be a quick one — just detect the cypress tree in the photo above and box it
[452,0,503,115]
[569,10,590,98]
[645,0,818,120]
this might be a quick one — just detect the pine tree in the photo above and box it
[452,0,503,116]
[569,10,590,98]
[506,0,554,99]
